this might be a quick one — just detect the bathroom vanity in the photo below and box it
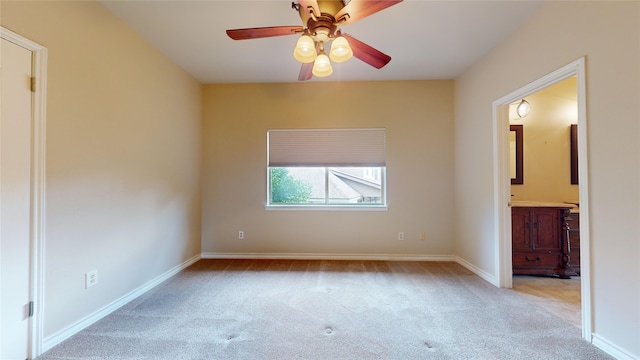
[511,202,579,278]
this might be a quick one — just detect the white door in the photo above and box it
[1,37,34,360]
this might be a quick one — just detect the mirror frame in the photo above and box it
[570,124,578,184]
[510,125,523,184]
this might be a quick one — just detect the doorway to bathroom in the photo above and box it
[493,58,591,341]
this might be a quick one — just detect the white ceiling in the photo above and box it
[100,0,544,84]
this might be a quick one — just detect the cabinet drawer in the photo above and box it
[512,251,561,267]
[566,213,579,228]
[568,230,580,248]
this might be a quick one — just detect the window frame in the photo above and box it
[265,166,387,210]
[266,128,388,211]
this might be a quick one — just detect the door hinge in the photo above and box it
[28,301,34,317]
[30,77,36,92]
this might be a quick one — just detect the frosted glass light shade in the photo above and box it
[312,54,333,77]
[293,35,317,63]
[329,36,352,63]
[516,99,531,118]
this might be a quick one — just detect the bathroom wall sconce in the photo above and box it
[516,99,531,118]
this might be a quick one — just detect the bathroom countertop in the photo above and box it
[511,201,575,208]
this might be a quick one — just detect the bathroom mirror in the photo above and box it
[510,125,523,184]
[570,124,578,184]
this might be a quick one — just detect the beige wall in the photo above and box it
[455,1,639,357]
[3,0,638,358]
[510,77,579,202]
[1,0,202,340]
[202,81,454,257]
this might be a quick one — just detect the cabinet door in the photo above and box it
[532,209,561,250]
[511,208,530,250]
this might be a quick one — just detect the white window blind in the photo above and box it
[267,128,386,167]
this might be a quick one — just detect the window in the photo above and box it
[267,129,386,208]
[363,167,377,180]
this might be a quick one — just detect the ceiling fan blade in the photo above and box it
[226,26,303,40]
[335,0,402,25]
[298,62,313,81]
[342,34,391,69]
[298,0,320,18]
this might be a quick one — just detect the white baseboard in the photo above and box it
[592,333,638,360]
[454,256,499,286]
[201,252,456,262]
[41,254,201,354]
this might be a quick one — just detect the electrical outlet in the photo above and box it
[238,231,244,240]
[420,232,426,240]
[85,270,98,289]
[398,232,404,241]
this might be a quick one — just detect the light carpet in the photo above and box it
[37,259,612,359]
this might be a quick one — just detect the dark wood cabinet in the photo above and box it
[512,204,578,278]
[565,211,580,274]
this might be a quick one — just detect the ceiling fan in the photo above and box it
[226,0,403,81]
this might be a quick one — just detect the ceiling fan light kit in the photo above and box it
[226,0,403,81]
[329,36,353,63]
[293,34,317,63]
[312,53,333,77]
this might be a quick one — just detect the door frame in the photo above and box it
[492,57,592,341]
[1,26,48,358]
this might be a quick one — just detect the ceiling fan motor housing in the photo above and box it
[308,15,337,42]
[296,0,347,42]
[296,0,346,24]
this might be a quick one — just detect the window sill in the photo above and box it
[265,205,388,211]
